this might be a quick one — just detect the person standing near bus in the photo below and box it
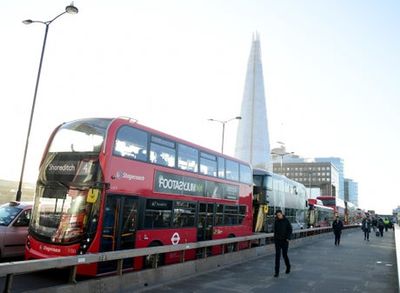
[362,216,371,241]
[332,215,344,246]
[273,210,292,278]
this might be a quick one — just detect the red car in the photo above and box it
[0,201,32,258]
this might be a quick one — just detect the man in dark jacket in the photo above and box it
[332,215,344,246]
[273,210,292,277]
[362,216,371,241]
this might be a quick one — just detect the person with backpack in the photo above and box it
[378,218,385,237]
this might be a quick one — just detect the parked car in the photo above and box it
[292,220,305,230]
[0,201,32,258]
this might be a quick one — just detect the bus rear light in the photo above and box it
[26,239,31,249]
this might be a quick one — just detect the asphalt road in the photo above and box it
[0,229,397,292]
[143,229,398,293]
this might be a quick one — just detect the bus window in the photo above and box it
[144,199,172,228]
[239,164,252,184]
[177,144,198,173]
[150,136,176,167]
[200,153,217,177]
[239,206,246,224]
[197,203,214,241]
[225,160,239,181]
[253,175,262,187]
[217,157,225,178]
[224,205,238,225]
[215,204,224,226]
[173,201,196,228]
[264,175,273,190]
[114,126,148,161]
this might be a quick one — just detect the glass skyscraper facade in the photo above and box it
[344,178,358,206]
[235,33,271,169]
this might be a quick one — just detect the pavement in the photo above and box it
[144,229,398,293]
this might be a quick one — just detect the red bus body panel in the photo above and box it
[26,118,253,276]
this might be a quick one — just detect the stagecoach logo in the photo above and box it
[115,171,145,181]
[39,244,61,253]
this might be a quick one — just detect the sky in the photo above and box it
[0,0,399,214]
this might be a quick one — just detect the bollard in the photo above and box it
[180,250,185,263]
[117,259,123,275]
[3,273,13,293]
[69,266,77,284]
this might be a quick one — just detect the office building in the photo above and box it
[344,178,359,206]
[273,161,339,199]
[315,157,345,201]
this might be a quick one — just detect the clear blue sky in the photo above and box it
[1,0,399,214]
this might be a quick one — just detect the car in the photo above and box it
[0,201,32,258]
[292,220,305,230]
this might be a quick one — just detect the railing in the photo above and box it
[0,225,358,292]
[394,225,400,291]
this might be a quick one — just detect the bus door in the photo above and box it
[98,195,138,274]
[197,203,214,241]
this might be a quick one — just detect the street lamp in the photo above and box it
[208,116,241,154]
[271,151,294,171]
[307,170,313,198]
[16,3,78,202]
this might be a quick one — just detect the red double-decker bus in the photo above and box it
[316,195,345,219]
[25,117,253,276]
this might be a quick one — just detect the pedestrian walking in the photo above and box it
[384,218,390,232]
[372,217,377,233]
[273,210,292,278]
[378,218,385,237]
[362,216,371,241]
[332,215,344,246]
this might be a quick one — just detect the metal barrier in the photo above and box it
[0,225,358,292]
[394,225,400,292]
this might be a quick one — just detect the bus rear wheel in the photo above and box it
[225,234,236,253]
[144,241,164,269]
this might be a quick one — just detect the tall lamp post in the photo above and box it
[16,3,78,201]
[208,116,241,154]
[271,151,294,171]
[307,171,313,198]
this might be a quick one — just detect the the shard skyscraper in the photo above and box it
[235,33,271,169]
